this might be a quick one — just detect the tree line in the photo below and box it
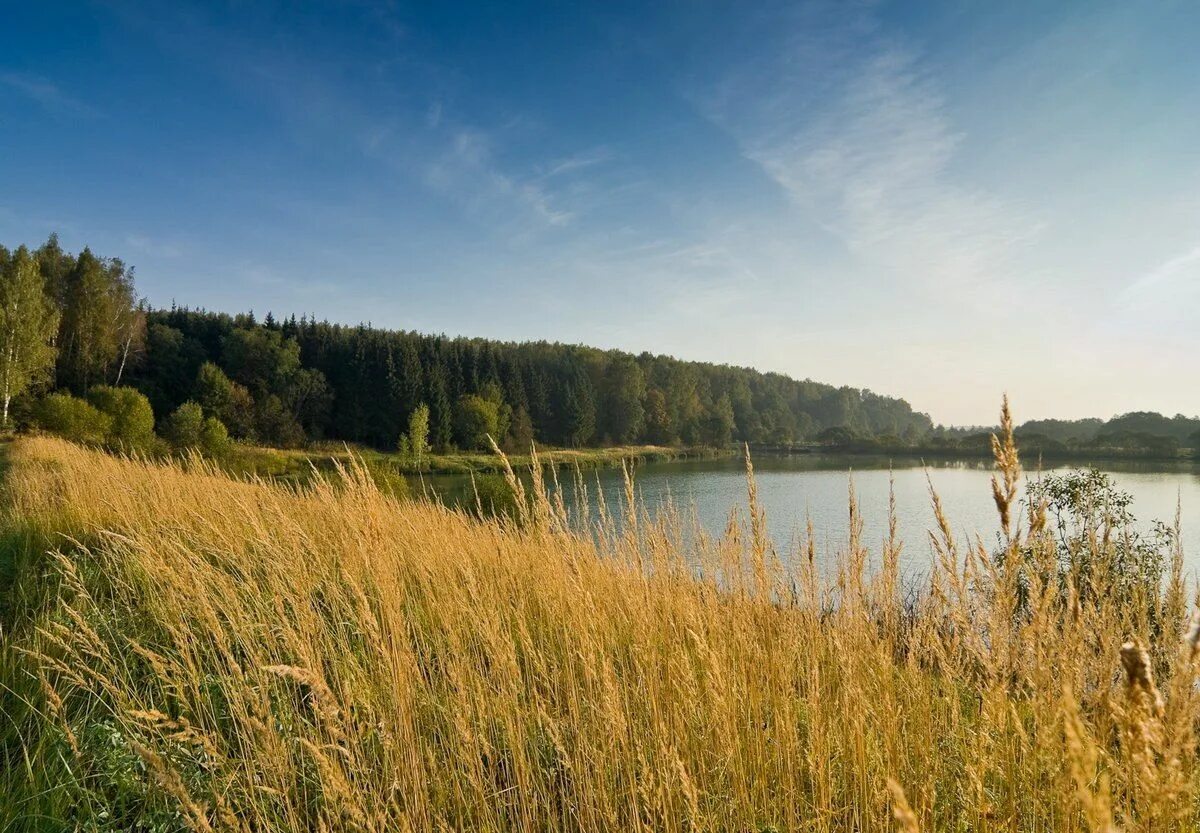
[1,235,936,452]
[906,412,1200,459]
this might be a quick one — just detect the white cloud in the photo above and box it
[538,148,613,179]
[698,31,1043,305]
[1123,243,1200,301]
[0,71,97,117]
[125,234,183,259]
[419,127,575,230]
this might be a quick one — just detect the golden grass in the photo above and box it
[1,399,1199,831]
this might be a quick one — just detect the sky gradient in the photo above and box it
[2,1,1198,426]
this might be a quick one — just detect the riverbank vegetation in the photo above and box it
[3,403,1200,830]
[218,441,725,486]
[4,236,1199,467]
[806,410,1200,461]
[1,235,930,458]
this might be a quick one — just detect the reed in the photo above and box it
[0,399,1197,831]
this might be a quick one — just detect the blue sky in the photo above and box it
[2,1,1198,425]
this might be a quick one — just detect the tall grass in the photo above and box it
[0,399,1198,831]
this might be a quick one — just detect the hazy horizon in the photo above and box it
[3,2,1198,426]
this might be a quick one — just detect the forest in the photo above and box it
[0,236,933,452]
[903,412,1200,459]
[4,235,1196,459]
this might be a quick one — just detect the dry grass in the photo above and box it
[1,398,1199,831]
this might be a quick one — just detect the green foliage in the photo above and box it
[363,460,410,499]
[1026,468,1171,604]
[200,416,230,456]
[163,400,204,445]
[1017,417,1105,444]
[137,323,207,417]
[255,393,305,448]
[817,426,857,447]
[221,327,303,395]
[162,401,223,453]
[34,392,112,445]
[561,370,595,447]
[470,473,523,521]
[57,247,139,392]
[508,405,535,451]
[0,246,60,424]
[87,386,155,450]
[406,402,430,460]
[1093,430,1180,457]
[220,328,331,442]
[451,388,504,453]
[194,361,255,438]
[8,235,962,454]
[643,388,672,444]
[599,355,645,443]
[665,367,703,445]
[702,393,735,447]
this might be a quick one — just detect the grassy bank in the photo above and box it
[218,441,730,484]
[1,409,1198,830]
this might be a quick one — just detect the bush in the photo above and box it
[163,402,231,458]
[34,393,112,445]
[195,362,256,438]
[162,401,205,449]
[470,473,523,521]
[200,416,230,456]
[87,386,155,450]
[363,460,410,500]
[254,394,305,448]
[1025,467,1170,606]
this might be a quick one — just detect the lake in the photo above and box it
[418,455,1200,576]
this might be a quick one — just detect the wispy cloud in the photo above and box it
[109,3,581,243]
[0,71,98,117]
[239,262,339,298]
[125,234,183,259]
[417,125,575,231]
[1122,243,1200,303]
[537,148,613,180]
[696,17,1042,303]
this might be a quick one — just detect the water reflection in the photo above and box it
[415,454,1200,575]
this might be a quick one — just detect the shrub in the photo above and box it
[363,460,410,499]
[1025,467,1171,608]
[195,361,256,438]
[162,402,231,458]
[162,401,206,450]
[87,386,155,450]
[254,394,305,448]
[454,385,511,451]
[33,393,112,445]
[470,473,523,521]
[199,416,230,456]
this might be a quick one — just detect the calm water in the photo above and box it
[419,455,1200,576]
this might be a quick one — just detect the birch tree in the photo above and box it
[113,302,147,386]
[57,248,137,392]
[0,247,59,425]
[407,402,430,465]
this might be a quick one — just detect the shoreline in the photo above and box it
[220,442,736,481]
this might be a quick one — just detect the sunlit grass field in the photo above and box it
[1,403,1198,831]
